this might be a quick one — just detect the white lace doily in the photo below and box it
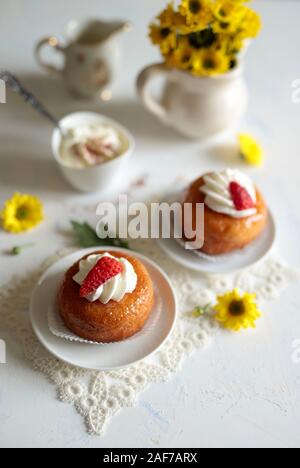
[0,240,299,436]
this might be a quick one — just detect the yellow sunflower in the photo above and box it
[238,133,264,166]
[239,9,262,39]
[226,33,244,54]
[192,48,230,76]
[166,36,194,70]
[213,0,247,22]
[179,0,213,29]
[1,193,44,234]
[212,0,249,35]
[212,17,243,35]
[214,289,261,332]
[149,2,180,55]
[158,2,185,28]
[149,23,177,55]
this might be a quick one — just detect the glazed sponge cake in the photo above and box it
[58,251,154,343]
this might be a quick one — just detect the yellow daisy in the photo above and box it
[238,133,264,166]
[158,2,185,28]
[192,48,230,76]
[1,193,44,234]
[149,23,177,55]
[239,9,262,39]
[158,2,175,25]
[226,33,244,54]
[212,0,249,35]
[213,0,247,22]
[214,289,261,332]
[212,16,243,35]
[179,0,213,29]
[148,0,261,78]
[149,3,180,55]
[166,37,194,70]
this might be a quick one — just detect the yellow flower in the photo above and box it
[213,0,247,22]
[212,16,244,35]
[212,1,260,36]
[214,289,261,332]
[148,0,261,77]
[159,2,185,28]
[179,0,213,29]
[1,193,44,234]
[239,9,261,39]
[192,48,230,76]
[149,3,182,55]
[149,23,177,55]
[158,2,175,25]
[238,133,264,166]
[226,33,244,54]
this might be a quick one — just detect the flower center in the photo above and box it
[182,53,191,63]
[230,58,237,69]
[16,206,28,220]
[203,58,216,69]
[229,300,245,316]
[220,22,230,30]
[160,27,171,38]
[189,1,201,14]
[188,29,216,49]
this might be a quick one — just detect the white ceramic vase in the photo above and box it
[137,63,248,139]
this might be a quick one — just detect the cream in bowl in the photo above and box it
[60,123,122,168]
[52,112,134,193]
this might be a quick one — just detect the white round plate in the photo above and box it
[157,212,276,275]
[30,247,177,371]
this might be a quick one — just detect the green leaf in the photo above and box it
[71,221,100,247]
[71,220,130,250]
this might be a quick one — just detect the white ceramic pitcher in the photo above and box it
[137,63,248,139]
[35,19,130,98]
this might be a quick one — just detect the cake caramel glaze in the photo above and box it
[182,173,268,256]
[58,251,154,343]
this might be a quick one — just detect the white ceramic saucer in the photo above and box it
[30,247,177,371]
[157,213,276,275]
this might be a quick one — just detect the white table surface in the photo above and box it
[1,0,300,448]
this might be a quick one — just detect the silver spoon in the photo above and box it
[0,71,66,136]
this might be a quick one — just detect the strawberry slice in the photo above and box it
[229,181,255,211]
[80,256,123,298]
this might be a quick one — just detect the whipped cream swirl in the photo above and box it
[200,169,257,218]
[73,253,137,304]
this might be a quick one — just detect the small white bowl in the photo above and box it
[52,112,135,193]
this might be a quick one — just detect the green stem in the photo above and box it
[10,243,34,255]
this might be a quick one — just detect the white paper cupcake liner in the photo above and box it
[174,236,235,263]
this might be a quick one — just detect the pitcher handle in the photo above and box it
[137,63,171,124]
[35,37,64,75]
